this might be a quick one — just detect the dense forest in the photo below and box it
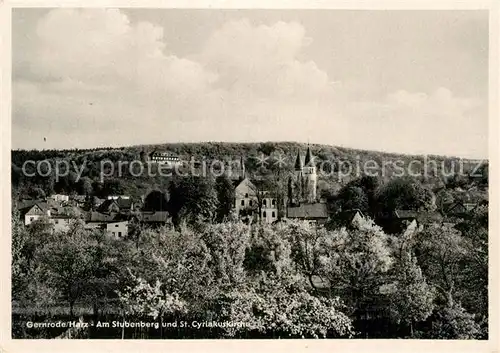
[11,141,488,203]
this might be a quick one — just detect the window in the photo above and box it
[263,211,267,218]
[118,232,122,237]
[115,224,119,227]
[55,220,59,224]
[272,199,276,206]
[249,200,253,206]
[272,212,275,218]
[112,232,115,236]
[263,199,267,206]
[245,193,249,198]
[241,200,245,206]
[30,217,34,221]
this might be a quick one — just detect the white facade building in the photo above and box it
[106,221,129,239]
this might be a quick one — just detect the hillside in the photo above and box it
[11,141,488,202]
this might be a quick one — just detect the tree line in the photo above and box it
[12,201,487,339]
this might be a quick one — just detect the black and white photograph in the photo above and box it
[1,2,498,348]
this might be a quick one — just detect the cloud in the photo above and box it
[200,19,333,101]
[12,9,487,158]
[342,88,487,158]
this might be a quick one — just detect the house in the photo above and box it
[71,195,106,209]
[135,211,171,228]
[97,197,133,214]
[286,203,329,225]
[84,211,129,237]
[50,194,69,202]
[376,209,443,234]
[149,150,182,166]
[20,203,52,226]
[329,209,365,229]
[444,201,477,218]
[51,215,73,232]
[107,195,130,200]
[106,221,128,239]
[232,177,281,224]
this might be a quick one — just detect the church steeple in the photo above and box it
[294,150,303,171]
[240,155,246,180]
[304,145,314,167]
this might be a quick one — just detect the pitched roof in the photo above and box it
[116,197,133,208]
[294,150,303,170]
[287,203,328,219]
[304,146,314,166]
[87,212,125,222]
[140,211,170,223]
[416,212,443,224]
[336,209,365,224]
[17,199,39,211]
[464,203,477,212]
[98,198,132,212]
[446,202,469,214]
[149,150,180,158]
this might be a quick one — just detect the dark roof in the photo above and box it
[116,197,133,208]
[17,199,39,211]
[94,196,106,205]
[416,212,443,224]
[294,150,303,170]
[336,209,365,223]
[149,150,179,158]
[97,198,133,212]
[232,178,244,188]
[287,203,328,219]
[304,146,314,166]
[445,202,475,214]
[87,212,126,223]
[140,211,170,223]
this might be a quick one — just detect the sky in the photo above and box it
[12,9,489,158]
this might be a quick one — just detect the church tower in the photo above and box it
[302,146,317,203]
[289,147,317,205]
[240,155,246,180]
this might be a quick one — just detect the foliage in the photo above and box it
[319,218,394,314]
[143,190,169,211]
[168,176,219,229]
[375,177,436,212]
[381,251,435,336]
[215,175,236,222]
[336,186,369,212]
[118,271,187,319]
[427,303,480,339]
[215,273,354,338]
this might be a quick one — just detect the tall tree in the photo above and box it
[375,177,436,212]
[168,176,218,230]
[381,251,435,337]
[215,175,236,222]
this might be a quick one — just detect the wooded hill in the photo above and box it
[11,141,488,203]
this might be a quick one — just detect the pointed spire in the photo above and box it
[240,155,246,180]
[294,150,303,170]
[304,145,314,166]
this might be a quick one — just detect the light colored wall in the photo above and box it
[52,218,72,232]
[106,221,128,239]
[25,214,42,226]
[51,194,69,202]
